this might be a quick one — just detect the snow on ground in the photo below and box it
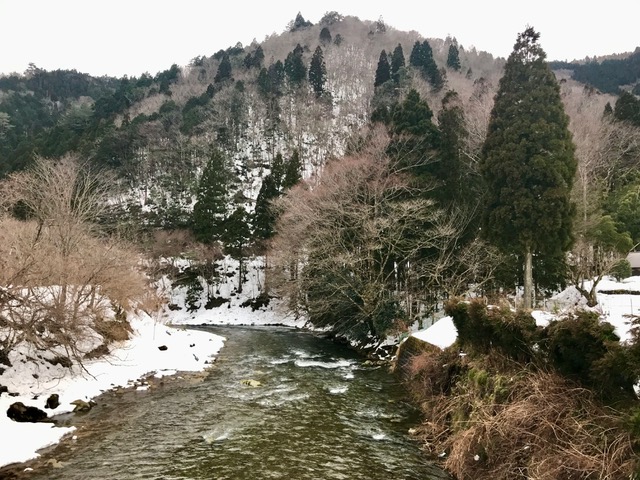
[0,311,225,468]
[0,255,303,469]
[412,276,640,349]
[157,255,307,329]
[412,317,457,349]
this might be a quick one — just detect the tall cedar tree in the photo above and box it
[436,90,466,206]
[480,27,576,308]
[283,149,303,189]
[390,44,405,83]
[446,44,461,71]
[253,151,302,240]
[285,44,307,88]
[387,89,441,194]
[374,50,391,87]
[309,46,327,97]
[192,148,231,243]
[214,54,232,83]
[409,40,443,89]
[222,207,251,292]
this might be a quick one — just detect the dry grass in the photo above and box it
[408,349,638,480]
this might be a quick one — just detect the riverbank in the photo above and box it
[396,276,640,479]
[0,311,225,469]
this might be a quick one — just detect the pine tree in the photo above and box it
[374,50,391,87]
[390,44,405,83]
[446,44,461,71]
[309,46,327,97]
[480,27,576,308]
[214,53,232,84]
[192,148,231,243]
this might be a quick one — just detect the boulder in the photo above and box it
[7,402,48,422]
[240,379,262,387]
[158,345,168,351]
[70,399,96,412]
[45,393,60,409]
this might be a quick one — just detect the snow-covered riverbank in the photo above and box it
[0,311,225,468]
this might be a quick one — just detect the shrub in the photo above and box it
[445,299,538,361]
[541,310,636,396]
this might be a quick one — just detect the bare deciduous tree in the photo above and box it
[0,156,149,365]
[269,151,497,343]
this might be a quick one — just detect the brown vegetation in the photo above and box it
[0,156,150,365]
[406,349,638,479]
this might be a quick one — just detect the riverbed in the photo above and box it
[8,326,448,479]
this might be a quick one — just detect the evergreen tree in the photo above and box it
[221,207,251,293]
[390,44,405,83]
[269,60,285,95]
[614,91,640,126]
[257,67,270,97]
[319,27,332,45]
[480,27,577,308]
[253,174,279,240]
[192,148,231,243]
[285,44,307,88]
[387,89,440,185]
[271,152,285,190]
[252,46,265,68]
[436,90,466,205]
[214,53,232,83]
[291,12,313,31]
[283,149,303,189]
[409,41,422,68]
[374,50,391,88]
[409,40,443,89]
[446,44,461,71]
[309,46,327,97]
[253,151,301,240]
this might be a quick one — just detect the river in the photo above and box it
[19,326,449,479]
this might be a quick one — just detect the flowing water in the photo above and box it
[24,326,449,479]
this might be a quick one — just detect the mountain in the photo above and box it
[549,47,640,94]
[0,13,506,227]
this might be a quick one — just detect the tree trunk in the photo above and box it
[523,247,533,309]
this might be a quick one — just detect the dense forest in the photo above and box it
[1,12,640,479]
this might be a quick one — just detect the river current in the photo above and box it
[24,326,449,479]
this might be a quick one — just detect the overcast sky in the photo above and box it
[1,0,638,78]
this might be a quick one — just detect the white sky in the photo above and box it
[1,0,638,78]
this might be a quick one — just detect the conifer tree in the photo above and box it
[192,148,231,243]
[446,44,461,71]
[285,44,307,88]
[387,89,440,185]
[374,50,391,87]
[319,27,332,45]
[309,46,327,97]
[221,207,251,292]
[409,40,443,89]
[283,149,303,190]
[480,27,576,308]
[214,53,232,84]
[253,174,279,240]
[390,44,405,83]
